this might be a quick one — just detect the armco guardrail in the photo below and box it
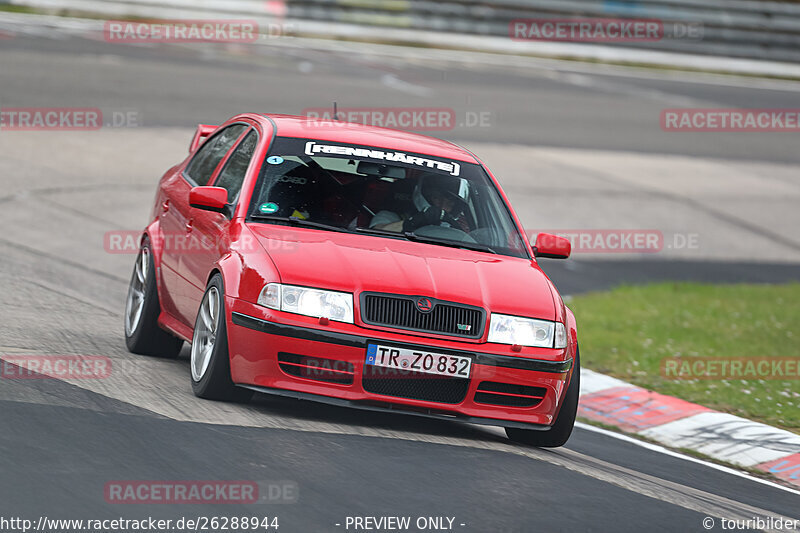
[7,0,800,63]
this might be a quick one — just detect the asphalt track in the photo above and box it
[1,24,799,533]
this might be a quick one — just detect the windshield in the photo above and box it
[248,137,529,259]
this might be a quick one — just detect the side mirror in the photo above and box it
[189,186,228,213]
[533,233,571,259]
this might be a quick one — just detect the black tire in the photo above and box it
[190,274,253,403]
[505,347,580,448]
[124,239,183,358]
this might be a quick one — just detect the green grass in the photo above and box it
[0,4,155,20]
[0,5,39,14]
[569,282,800,433]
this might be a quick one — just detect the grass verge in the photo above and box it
[569,282,800,434]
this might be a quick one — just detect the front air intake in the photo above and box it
[474,381,546,408]
[277,353,354,385]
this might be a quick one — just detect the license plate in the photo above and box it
[365,344,472,378]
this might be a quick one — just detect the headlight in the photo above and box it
[488,314,567,348]
[257,283,354,324]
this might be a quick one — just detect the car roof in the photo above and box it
[251,113,480,164]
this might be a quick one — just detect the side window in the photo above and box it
[214,130,258,203]
[185,124,247,186]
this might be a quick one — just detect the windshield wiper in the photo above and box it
[404,232,497,254]
[250,214,351,234]
[355,226,497,254]
[353,226,412,240]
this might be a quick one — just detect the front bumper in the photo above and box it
[227,299,574,429]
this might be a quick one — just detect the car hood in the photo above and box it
[247,225,557,320]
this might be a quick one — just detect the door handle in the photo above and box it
[162,199,170,212]
[185,220,193,233]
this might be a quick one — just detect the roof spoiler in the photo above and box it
[189,124,217,153]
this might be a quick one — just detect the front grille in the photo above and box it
[474,381,546,408]
[361,293,484,338]
[278,353,354,385]
[362,365,469,404]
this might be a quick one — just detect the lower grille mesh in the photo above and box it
[362,366,469,404]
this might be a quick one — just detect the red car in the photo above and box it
[124,113,579,447]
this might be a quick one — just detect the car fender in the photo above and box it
[213,223,281,301]
[544,277,579,403]
[214,253,244,299]
[563,305,579,397]
[141,220,165,293]
[565,305,578,351]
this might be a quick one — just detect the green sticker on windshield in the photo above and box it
[259,202,279,214]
